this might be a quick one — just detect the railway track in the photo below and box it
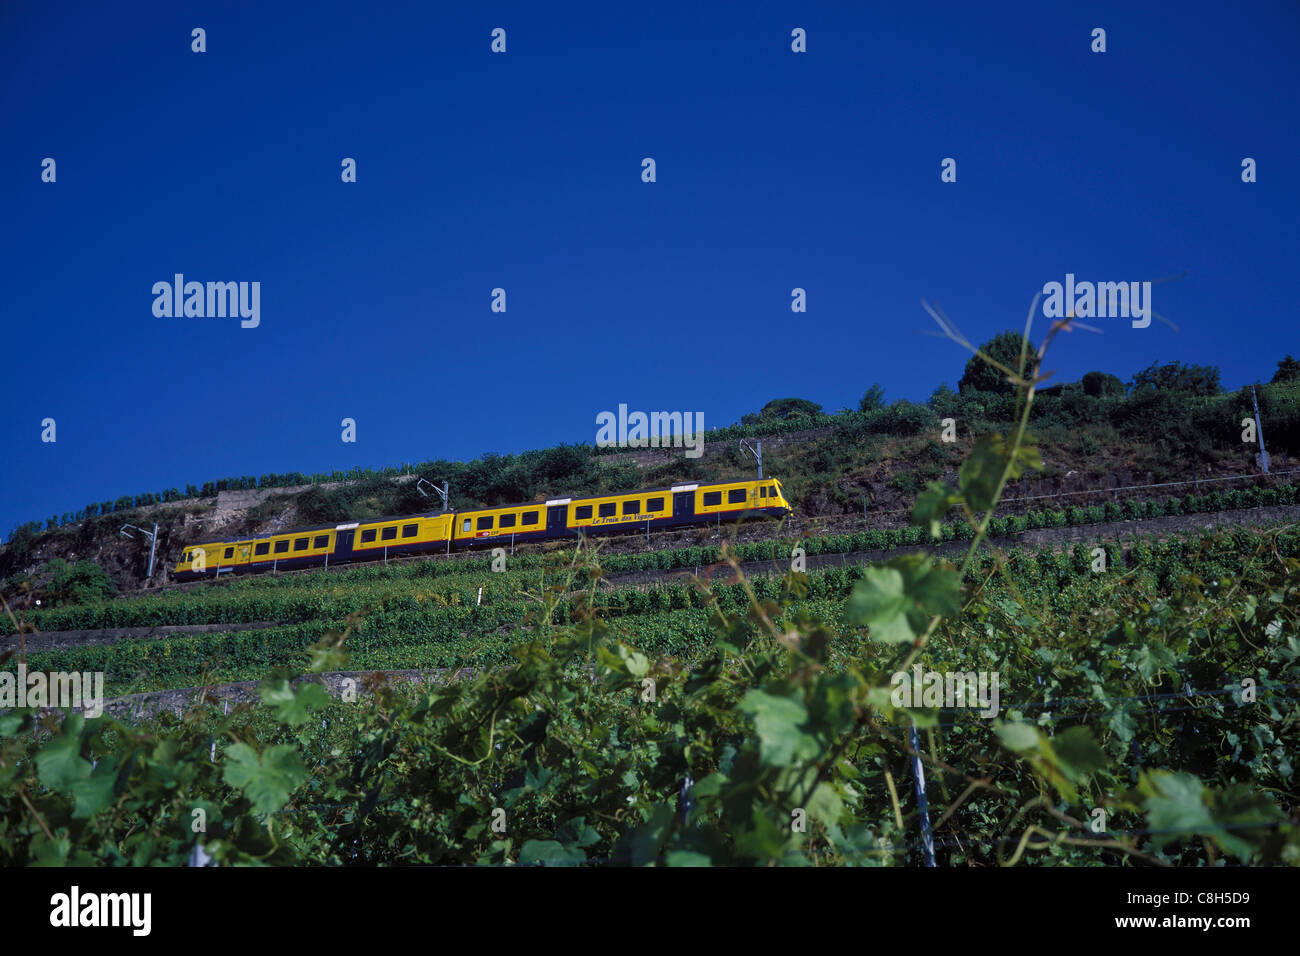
[37,500,1300,722]
[122,470,1299,599]
[14,501,1298,654]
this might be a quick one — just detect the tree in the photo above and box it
[1272,355,1300,384]
[39,558,117,606]
[756,398,823,421]
[1129,360,1221,396]
[958,331,1026,395]
[858,384,886,412]
[1081,371,1125,398]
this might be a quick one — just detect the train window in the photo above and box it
[623,500,640,515]
[575,505,593,520]
[477,516,493,531]
[360,529,377,543]
[703,491,722,507]
[274,540,290,554]
[728,489,747,504]
[647,497,664,512]
[760,487,768,498]
[461,519,471,533]
[224,547,234,559]
[499,514,517,528]
[598,502,616,518]
[402,524,418,538]
[314,535,329,548]
[381,527,397,541]
[522,511,539,525]
[255,542,270,556]
[294,538,309,551]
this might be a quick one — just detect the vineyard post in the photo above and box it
[909,723,936,867]
[1251,385,1270,475]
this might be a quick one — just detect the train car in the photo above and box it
[173,478,792,579]
[451,477,792,549]
[449,501,549,549]
[174,512,456,580]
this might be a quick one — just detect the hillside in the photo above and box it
[3,358,1297,593]
[4,342,1300,870]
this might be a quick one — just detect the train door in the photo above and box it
[547,505,569,537]
[335,527,355,563]
[673,491,695,523]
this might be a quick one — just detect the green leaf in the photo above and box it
[1142,772,1215,848]
[909,565,961,618]
[666,850,713,867]
[912,483,963,539]
[959,433,1040,513]
[519,840,586,866]
[739,690,821,767]
[554,817,601,848]
[70,757,120,819]
[959,435,1011,513]
[1051,727,1108,781]
[222,743,309,815]
[995,723,1040,753]
[805,782,845,826]
[846,568,915,644]
[1132,643,1178,682]
[0,712,25,737]
[619,647,650,678]
[35,719,92,791]
[1108,709,1136,743]
[259,679,331,727]
[31,833,72,867]
[692,772,727,799]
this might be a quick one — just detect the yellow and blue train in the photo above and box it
[173,477,793,581]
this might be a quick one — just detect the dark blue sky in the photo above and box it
[3,1,1297,537]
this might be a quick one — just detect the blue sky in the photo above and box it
[2,1,1297,536]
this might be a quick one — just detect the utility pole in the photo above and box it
[1251,386,1270,475]
[120,523,159,579]
[417,478,450,511]
[739,438,763,479]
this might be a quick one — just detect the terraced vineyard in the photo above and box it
[6,488,1300,700]
[4,505,1297,866]
[4,377,1299,867]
